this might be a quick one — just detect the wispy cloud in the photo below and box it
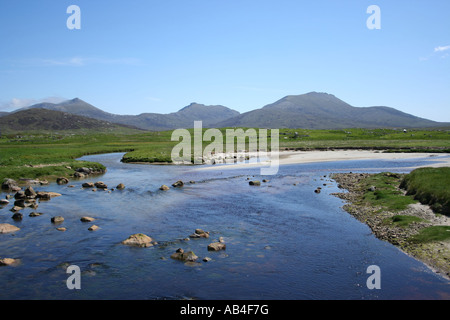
[34,56,143,67]
[420,45,450,61]
[0,96,66,112]
[434,45,450,52]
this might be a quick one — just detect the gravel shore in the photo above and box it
[331,172,450,280]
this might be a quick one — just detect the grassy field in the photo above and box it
[0,127,449,183]
[400,167,450,215]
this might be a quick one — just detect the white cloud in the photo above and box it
[434,45,450,52]
[0,96,66,112]
[38,57,142,67]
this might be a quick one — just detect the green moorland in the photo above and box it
[0,127,449,183]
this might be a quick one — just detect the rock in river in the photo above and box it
[121,233,154,248]
[94,181,108,189]
[208,242,226,251]
[159,185,170,191]
[80,216,95,222]
[82,182,95,188]
[0,258,18,266]
[51,216,65,224]
[1,179,18,191]
[57,177,69,185]
[0,223,20,234]
[189,229,210,239]
[172,180,184,188]
[170,248,199,262]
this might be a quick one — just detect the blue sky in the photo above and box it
[0,0,449,122]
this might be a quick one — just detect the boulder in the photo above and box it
[29,212,43,217]
[0,223,20,234]
[88,225,99,231]
[189,229,210,239]
[121,233,154,247]
[1,179,18,191]
[56,227,67,232]
[170,248,199,262]
[82,182,95,188]
[116,183,125,190]
[57,177,69,185]
[14,191,26,200]
[51,216,64,224]
[11,212,23,221]
[24,186,37,198]
[94,181,108,189]
[10,206,23,212]
[80,216,95,222]
[73,172,86,178]
[208,242,226,251]
[0,258,18,266]
[249,180,261,186]
[159,185,170,191]
[36,192,62,200]
[0,199,10,205]
[172,180,184,188]
[76,167,91,175]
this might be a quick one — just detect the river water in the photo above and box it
[1,153,449,300]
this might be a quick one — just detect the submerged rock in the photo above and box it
[94,181,108,189]
[11,212,23,221]
[29,212,43,217]
[80,216,95,222]
[116,183,125,190]
[0,223,20,234]
[36,192,62,200]
[172,181,184,188]
[51,216,64,224]
[0,258,18,266]
[249,180,261,186]
[57,177,69,185]
[121,233,154,247]
[207,242,226,251]
[82,182,95,188]
[170,248,199,262]
[189,229,210,239]
[159,185,170,191]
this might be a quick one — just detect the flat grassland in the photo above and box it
[0,127,449,182]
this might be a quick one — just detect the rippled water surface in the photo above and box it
[1,153,449,300]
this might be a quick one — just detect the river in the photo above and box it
[0,152,449,300]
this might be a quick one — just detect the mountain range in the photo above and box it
[0,108,144,133]
[0,92,447,131]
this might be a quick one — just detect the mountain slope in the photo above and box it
[215,92,443,129]
[20,99,240,131]
[0,108,143,133]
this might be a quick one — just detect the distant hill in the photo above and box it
[19,98,240,131]
[0,111,9,118]
[13,93,448,130]
[216,92,445,129]
[0,108,144,133]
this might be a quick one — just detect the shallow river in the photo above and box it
[1,153,449,300]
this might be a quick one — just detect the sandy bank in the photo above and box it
[196,150,450,171]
